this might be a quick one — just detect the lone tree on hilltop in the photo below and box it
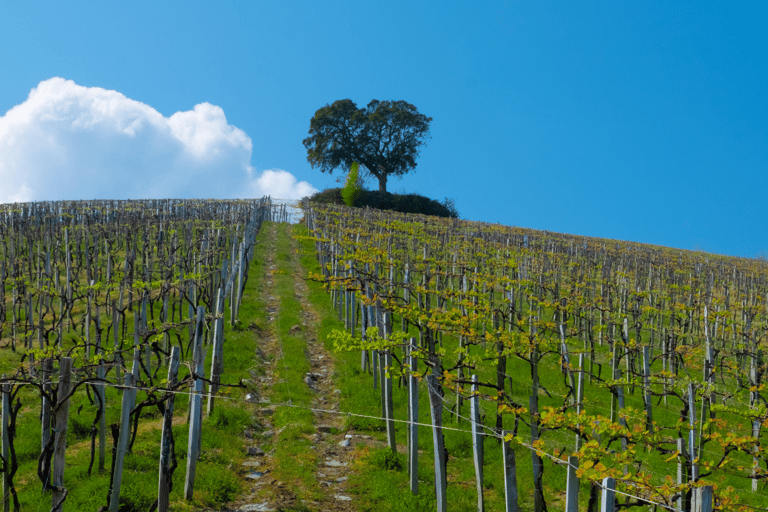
[303,99,432,193]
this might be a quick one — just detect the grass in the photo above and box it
[249,222,321,504]
[0,221,277,511]
[294,215,768,511]
[0,211,755,511]
[295,222,525,511]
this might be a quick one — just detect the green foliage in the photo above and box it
[207,403,251,435]
[303,99,432,192]
[193,466,242,507]
[341,162,364,206]
[368,449,405,472]
[116,476,156,512]
[304,188,459,218]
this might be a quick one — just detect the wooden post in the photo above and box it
[529,319,546,512]
[207,289,225,415]
[699,486,713,512]
[530,395,546,512]
[565,455,579,512]
[2,380,9,512]
[158,348,180,512]
[96,363,106,472]
[108,371,135,512]
[560,325,577,399]
[360,300,369,373]
[575,353,585,451]
[112,302,122,381]
[40,358,53,490]
[184,307,206,500]
[610,343,619,424]
[235,243,245,320]
[372,349,379,390]
[427,374,447,512]
[688,384,698,483]
[470,375,484,512]
[52,357,72,510]
[677,438,689,512]
[384,350,396,453]
[600,477,615,512]
[408,340,419,495]
[501,430,518,512]
[642,345,653,433]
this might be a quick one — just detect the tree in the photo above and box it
[303,99,432,193]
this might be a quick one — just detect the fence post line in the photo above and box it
[408,339,419,495]
[207,289,225,415]
[699,486,713,512]
[360,300,369,373]
[236,243,245,320]
[688,383,699,497]
[576,353,585,452]
[372,349,379,390]
[565,455,579,512]
[40,358,53,490]
[427,374,447,512]
[501,430,518,512]
[108,370,135,512]
[2,379,10,512]
[52,357,72,510]
[677,437,689,512]
[470,374,484,512]
[529,395,546,512]
[96,363,106,472]
[600,477,615,512]
[184,306,206,500]
[158,347,180,512]
[642,345,653,433]
[112,302,122,381]
[384,350,396,453]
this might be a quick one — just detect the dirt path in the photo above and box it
[222,223,362,512]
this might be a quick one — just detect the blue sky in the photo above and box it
[0,1,765,257]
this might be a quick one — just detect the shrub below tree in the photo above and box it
[303,188,459,219]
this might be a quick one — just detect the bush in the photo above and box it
[304,188,459,218]
[341,162,364,206]
[304,188,343,205]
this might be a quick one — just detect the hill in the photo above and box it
[300,201,768,511]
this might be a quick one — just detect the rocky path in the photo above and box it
[222,223,367,512]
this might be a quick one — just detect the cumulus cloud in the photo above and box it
[242,169,318,199]
[0,77,317,203]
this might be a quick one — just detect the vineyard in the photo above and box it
[0,197,765,512]
[0,198,293,511]
[302,202,768,511]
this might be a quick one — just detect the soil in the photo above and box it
[216,223,375,512]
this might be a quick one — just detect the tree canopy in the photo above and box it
[303,99,432,193]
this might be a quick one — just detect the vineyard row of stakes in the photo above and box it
[0,197,764,511]
[303,202,768,512]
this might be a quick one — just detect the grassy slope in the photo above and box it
[0,224,276,511]
[293,216,768,511]
[296,223,537,512]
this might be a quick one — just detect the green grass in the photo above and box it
[0,222,279,511]
[295,223,529,511]
[293,219,768,511]
[252,222,321,502]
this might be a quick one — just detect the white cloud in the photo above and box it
[0,77,317,203]
[243,169,318,200]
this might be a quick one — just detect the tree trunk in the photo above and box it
[377,173,387,192]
